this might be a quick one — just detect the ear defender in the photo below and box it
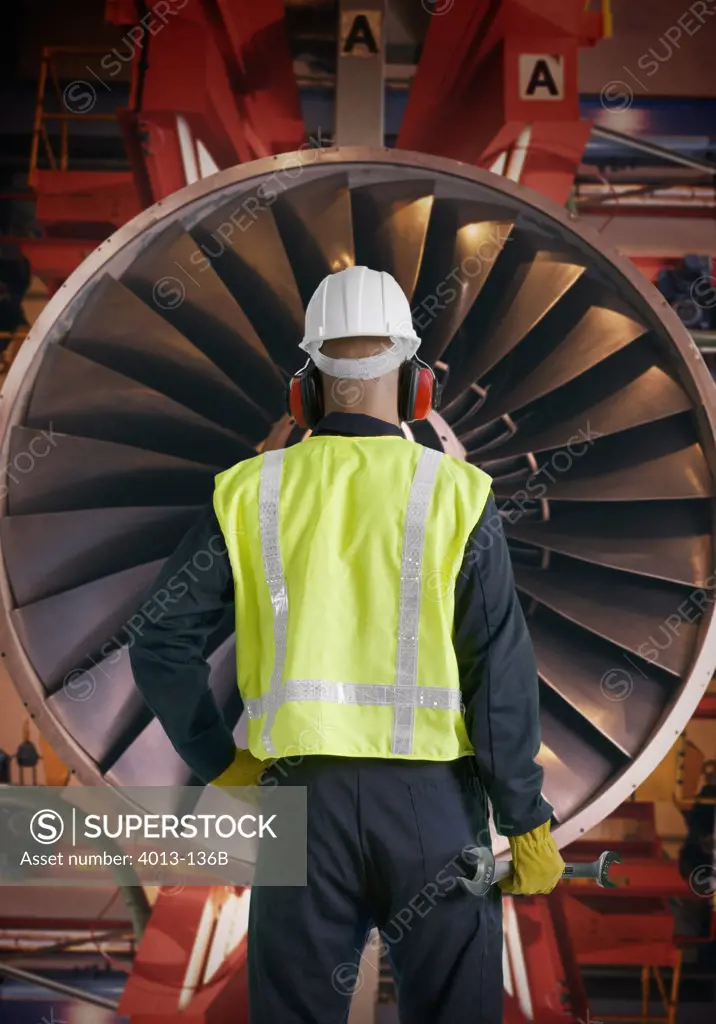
[398,357,438,422]
[287,375,307,427]
[288,356,438,428]
[413,365,437,420]
[287,360,324,429]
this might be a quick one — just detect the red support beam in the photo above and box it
[200,0,305,158]
[33,170,141,228]
[397,0,607,205]
[515,121,594,205]
[505,896,589,1022]
[120,887,250,1023]
[695,692,716,718]
[12,237,102,286]
[109,0,305,202]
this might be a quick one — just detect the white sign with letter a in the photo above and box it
[518,54,565,100]
[340,11,383,57]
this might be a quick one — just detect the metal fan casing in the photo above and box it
[1,148,715,853]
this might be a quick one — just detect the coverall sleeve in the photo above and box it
[128,505,237,783]
[453,493,553,837]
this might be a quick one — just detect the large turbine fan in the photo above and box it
[1,149,715,851]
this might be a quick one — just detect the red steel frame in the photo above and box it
[107,0,305,200]
[397,0,608,205]
[18,0,306,288]
[120,887,250,1023]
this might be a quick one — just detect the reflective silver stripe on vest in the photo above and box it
[244,680,462,719]
[392,446,443,755]
[258,448,287,755]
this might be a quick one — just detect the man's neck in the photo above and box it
[322,407,401,427]
[311,410,405,437]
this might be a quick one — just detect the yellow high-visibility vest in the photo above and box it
[213,436,492,761]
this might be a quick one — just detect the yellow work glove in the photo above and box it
[210,748,273,788]
[498,820,565,895]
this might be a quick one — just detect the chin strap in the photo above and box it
[299,336,420,380]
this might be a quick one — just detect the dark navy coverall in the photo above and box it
[130,411,552,1024]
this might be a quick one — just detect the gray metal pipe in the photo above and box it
[692,331,716,354]
[590,124,716,177]
[0,961,120,1011]
[576,183,715,209]
[3,927,131,958]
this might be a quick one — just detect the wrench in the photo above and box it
[458,847,621,896]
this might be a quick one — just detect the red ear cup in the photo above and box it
[412,366,435,420]
[287,361,323,429]
[288,376,308,428]
[399,359,436,421]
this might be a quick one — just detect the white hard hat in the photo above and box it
[299,266,421,379]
